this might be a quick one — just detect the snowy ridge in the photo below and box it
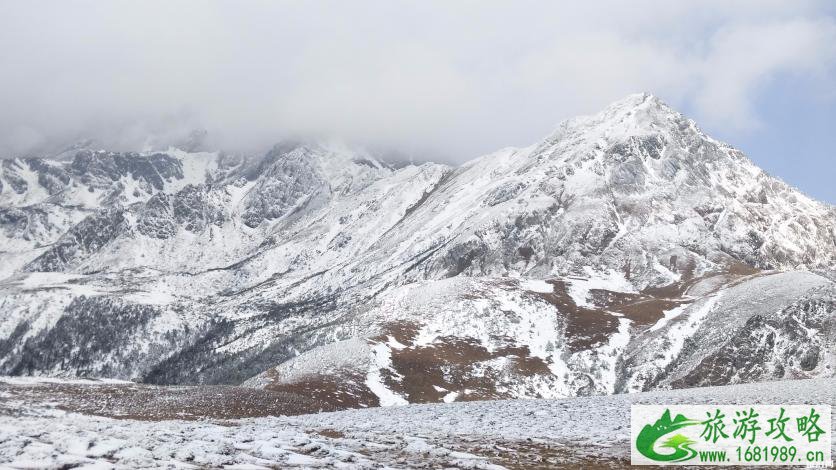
[0,94,835,408]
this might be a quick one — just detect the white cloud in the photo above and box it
[694,18,836,130]
[0,1,834,159]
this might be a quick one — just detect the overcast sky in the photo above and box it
[1,1,835,202]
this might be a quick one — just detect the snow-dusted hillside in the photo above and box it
[1,93,835,407]
[245,269,835,405]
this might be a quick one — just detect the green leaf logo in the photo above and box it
[636,409,701,462]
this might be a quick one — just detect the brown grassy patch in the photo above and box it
[594,289,691,325]
[262,369,380,409]
[725,260,760,276]
[388,336,498,402]
[316,429,346,439]
[371,321,422,346]
[375,323,555,403]
[0,381,336,421]
[455,439,630,469]
[536,280,619,352]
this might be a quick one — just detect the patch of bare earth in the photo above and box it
[262,368,380,409]
[453,438,755,469]
[0,380,336,420]
[521,265,764,361]
[373,322,554,403]
[453,439,630,469]
[534,280,619,352]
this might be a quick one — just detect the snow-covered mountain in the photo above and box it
[1,93,834,407]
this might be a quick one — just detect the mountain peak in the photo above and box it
[596,92,680,125]
[547,93,689,147]
[607,91,658,108]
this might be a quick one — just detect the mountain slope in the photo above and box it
[1,93,834,407]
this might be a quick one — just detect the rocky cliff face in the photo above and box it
[1,94,834,407]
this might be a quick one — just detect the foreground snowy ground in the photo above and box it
[1,377,834,469]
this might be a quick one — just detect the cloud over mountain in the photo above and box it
[0,1,834,162]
